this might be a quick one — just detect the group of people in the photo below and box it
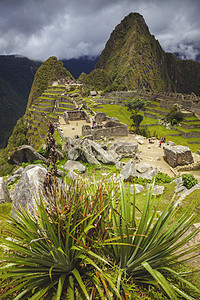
[159,137,166,147]
[148,137,166,148]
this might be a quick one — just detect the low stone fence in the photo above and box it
[144,112,162,119]
[175,129,200,138]
[181,123,200,129]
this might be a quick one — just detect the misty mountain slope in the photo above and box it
[0,55,39,147]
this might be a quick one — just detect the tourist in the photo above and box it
[159,141,162,148]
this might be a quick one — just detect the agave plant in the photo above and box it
[102,180,200,299]
[0,181,120,300]
[0,178,200,299]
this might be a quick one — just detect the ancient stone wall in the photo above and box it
[82,124,128,139]
[63,110,90,123]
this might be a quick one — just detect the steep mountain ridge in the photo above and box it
[95,12,200,95]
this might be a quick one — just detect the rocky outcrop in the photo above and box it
[164,145,194,168]
[120,159,138,181]
[120,160,158,182]
[0,177,12,204]
[10,164,47,215]
[8,145,47,165]
[83,139,115,165]
[63,137,115,166]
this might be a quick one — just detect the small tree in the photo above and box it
[126,98,150,133]
[166,104,184,126]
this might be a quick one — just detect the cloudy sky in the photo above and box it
[0,0,199,61]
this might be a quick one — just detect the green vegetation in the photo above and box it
[27,56,73,111]
[0,179,200,299]
[0,118,28,176]
[182,173,198,189]
[166,105,184,125]
[78,69,112,90]
[126,98,151,133]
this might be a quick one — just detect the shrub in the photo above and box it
[166,105,184,126]
[182,173,198,189]
[154,171,173,184]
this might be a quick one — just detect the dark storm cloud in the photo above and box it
[0,0,199,61]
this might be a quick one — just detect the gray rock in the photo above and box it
[120,159,138,181]
[81,142,101,166]
[64,160,86,173]
[5,174,21,186]
[13,167,24,176]
[147,184,165,195]
[136,163,152,173]
[173,177,183,185]
[68,145,82,161]
[175,185,187,194]
[0,177,12,204]
[139,168,158,181]
[108,149,120,161]
[56,148,64,160]
[137,138,144,145]
[57,169,66,177]
[83,139,115,165]
[8,145,47,165]
[10,165,47,215]
[115,161,125,170]
[177,183,200,200]
[167,141,175,147]
[67,170,81,181]
[109,142,138,157]
[164,145,194,168]
[130,184,144,194]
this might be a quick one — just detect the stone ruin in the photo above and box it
[82,112,128,140]
[62,110,128,140]
[63,110,90,124]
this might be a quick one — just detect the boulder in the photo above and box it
[8,145,47,165]
[64,160,86,173]
[164,145,194,168]
[147,184,165,195]
[136,163,152,173]
[83,139,115,165]
[10,165,48,215]
[139,168,158,181]
[68,145,82,161]
[166,141,175,147]
[5,167,24,185]
[129,184,144,194]
[81,142,101,166]
[109,142,138,157]
[115,161,125,170]
[0,177,12,204]
[120,159,138,181]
